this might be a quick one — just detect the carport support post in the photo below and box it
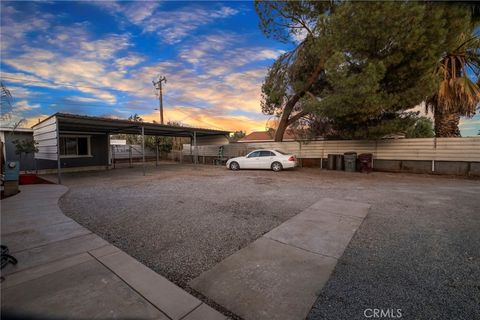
[129,146,133,168]
[56,123,61,184]
[142,126,145,176]
[190,138,193,163]
[156,144,159,167]
[106,133,111,170]
[112,145,116,169]
[193,131,198,165]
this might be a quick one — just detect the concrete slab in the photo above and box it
[190,198,370,320]
[309,198,370,219]
[1,220,91,252]
[190,237,337,320]
[182,303,227,320]
[97,250,202,320]
[2,253,93,289]
[1,209,71,234]
[264,211,363,258]
[1,233,108,276]
[1,259,168,320]
[292,205,363,223]
[89,244,121,258]
[1,184,216,320]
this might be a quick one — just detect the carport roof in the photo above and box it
[32,113,230,137]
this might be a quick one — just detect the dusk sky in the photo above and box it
[1,1,479,136]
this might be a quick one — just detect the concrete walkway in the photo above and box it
[1,184,226,320]
[190,198,370,320]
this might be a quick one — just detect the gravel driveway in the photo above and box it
[57,163,480,319]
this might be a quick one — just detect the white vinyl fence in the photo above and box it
[110,144,155,159]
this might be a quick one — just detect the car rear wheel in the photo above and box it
[230,161,240,171]
[271,161,283,172]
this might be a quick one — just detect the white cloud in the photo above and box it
[178,33,285,75]
[6,86,34,99]
[0,2,278,132]
[65,96,104,103]
[0,4,51,53]
[94,2,239,44]
[93,1,161,24]
[80,34,131,60]
[115,54,145,72]
[146,6,239,44]
[15,100,40,111]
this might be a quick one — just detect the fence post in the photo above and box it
[156,144,159,167]
[193,131,198,165]
[112,145,116,169]
[190,138,193,164]
[129,146,133,168]
[56,121,62,184]
[141,126,145,176]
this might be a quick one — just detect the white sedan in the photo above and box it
[226,149,297,172]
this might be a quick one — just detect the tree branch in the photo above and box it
[287,110,310,125]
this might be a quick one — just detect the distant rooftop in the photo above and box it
[238,130,296,142]
[0,127,33,132]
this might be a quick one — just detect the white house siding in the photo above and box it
[33,116,58,161]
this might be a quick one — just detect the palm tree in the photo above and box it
[128,113,143,122]
[1,81,13,121]
[427,32,480,137]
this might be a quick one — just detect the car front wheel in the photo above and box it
[230,161,240,171]
[271,161,283,172]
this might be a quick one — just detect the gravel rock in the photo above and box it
[57,163,480,319]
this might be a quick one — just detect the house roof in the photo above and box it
[0,127,34,133]
[32,113,230,137]
[238,130,296,142]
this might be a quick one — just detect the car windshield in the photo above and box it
[275,150,288,155]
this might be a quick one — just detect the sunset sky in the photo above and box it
[1,1,479,136]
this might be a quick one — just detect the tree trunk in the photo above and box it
[274,94,302,141]
[273,60,326,142]
[434,108,461,137]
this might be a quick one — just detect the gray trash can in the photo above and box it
[327,154,336,170]
[335,154,344,171]
[344,152,357,172]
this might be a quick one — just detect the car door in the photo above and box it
[259,150,274,169]
[243,151,261,169]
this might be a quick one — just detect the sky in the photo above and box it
[0,1,479,136]
[0,0,292,133]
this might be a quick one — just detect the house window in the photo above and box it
[59,136,91,157]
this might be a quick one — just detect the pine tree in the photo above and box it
[257,1,477,140]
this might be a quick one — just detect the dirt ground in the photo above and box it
[56,163,480,319]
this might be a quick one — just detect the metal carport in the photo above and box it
[32,113,230,183]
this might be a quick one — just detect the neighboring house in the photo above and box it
[0,127,36,172]
[238,130,296,143]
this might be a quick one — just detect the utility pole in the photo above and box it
[153,76,167,124]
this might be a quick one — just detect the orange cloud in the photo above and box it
[141,107,267,133]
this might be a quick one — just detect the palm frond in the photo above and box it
[433,33,480,117]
